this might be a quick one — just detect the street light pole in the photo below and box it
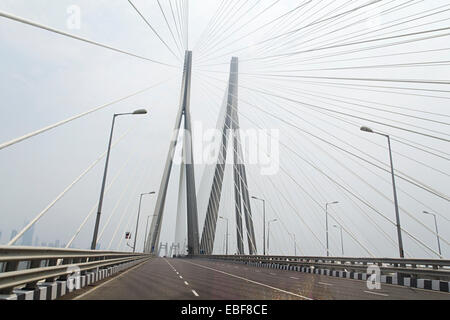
[361,126,404,258]
[326,201,339,257]
[423,211,442,257]
[219,216,229,255]
[267,219,277,255]
[133,192,155,253]
[251,196,266,255]
[91,109,148,250]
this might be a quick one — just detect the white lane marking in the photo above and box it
[364,290,389,297]
[179,276,183,279]
[184,281,189,286]
[192,290,199,297]
[270,273,276,276]
[73,258,150,300]
[290,277,300,280]
[318,282,333,286]
[182,260,312,300]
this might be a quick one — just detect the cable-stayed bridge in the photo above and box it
[0,1,449,300]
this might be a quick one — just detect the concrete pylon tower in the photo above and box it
[200,57,257,255]
[146,51,200,255]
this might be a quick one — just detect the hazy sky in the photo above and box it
[0,0,449,258]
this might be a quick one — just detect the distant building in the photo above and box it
[0,230,2,243]
[55,240,60,248]
[10,230,18,241]
[34,236,40,247]
[21,222,35,246]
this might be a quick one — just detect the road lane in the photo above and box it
[69,257,450,300]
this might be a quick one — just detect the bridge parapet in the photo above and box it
[0,246,150,300]
[198,255,450,292]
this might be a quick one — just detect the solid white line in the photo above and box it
[318,282,333,286]
[192,290,199,297]
[183,260,312,300]
[364,290,389,297]
[73,259,150,300]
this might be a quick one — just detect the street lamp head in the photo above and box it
[133,109,148,115]
[360,126,373,133]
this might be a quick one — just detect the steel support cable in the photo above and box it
[274,109,450,253]
[197,68,446,253]
[195,0,245,54]
[175,0,185,50]
[236,82,412,255]
[243,81,450,223]
[199,69,450,96]
[218,89,443,258]
[194,76,342,255]
[256,78,450,123]
[243,26,450,63]
[249,46,450,72]
[156,0,183,57]
[0,10,176,67]
[0,79,172,151]
[244,79,450,136]
[245,81,450,179]
[194,0,313,64]
[198,72,450,201]
[234,81,450,143]
[239,87,450,202]
[96,152,144,243]
[108,161,150,250]
[249,0,357,59]
[168,0,184,53]
[65,137,140,248]
[200,73,450,162]
[197,0,268,59]
[8,126,135,246]
[199,70,450,143]
[197,0,283,60]
[197,0,383,64]
[200,0,254,52]
[299,4,450,58]
[256,0,428,60]
[192,0,228,52]
[127,0,180,61]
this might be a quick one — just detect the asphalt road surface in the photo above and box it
[70,258,450,300]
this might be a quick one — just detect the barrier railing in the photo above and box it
[0,246,150,295]
[200,255,450,280]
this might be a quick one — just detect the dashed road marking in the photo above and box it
[364,290,389,297]
[192,290,199,297]
[290,277,300,280]
[184,281,189,286]
[319,282,333,286]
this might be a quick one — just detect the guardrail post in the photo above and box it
[23,259,42,290]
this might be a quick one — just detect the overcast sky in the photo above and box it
[0,0,449,258]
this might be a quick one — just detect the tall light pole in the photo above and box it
[361,126,404,258]
[267,219,277,255]
[326,201,339,257]
[91,109,148,250]
[423,211,442,257]
[219,216,229,255]
[333,225,344,256]
[133,192,155,253]
[288,232,296,256]
[144,214,158,253]
[252,196,266,255]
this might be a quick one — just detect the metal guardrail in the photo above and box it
[0,246,150,294]
[201,255,450,280]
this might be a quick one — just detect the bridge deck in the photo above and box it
[69,258,450,300]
